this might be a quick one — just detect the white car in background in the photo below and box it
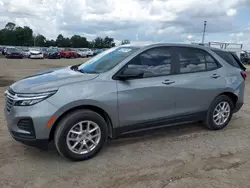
[29,48,44,59]
[22,47,30,58]
[76,49,87,57]
[77,48,94,57]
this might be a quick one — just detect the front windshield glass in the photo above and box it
[78,49,87,52]
[47,48,58,52]
[7,48,18,52]
[22,48,29,52]
[78,46,139,73]
[30,48,40,51]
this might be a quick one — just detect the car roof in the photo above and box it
[121,43,232,53]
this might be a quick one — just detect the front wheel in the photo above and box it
[204,95,234,130]
[54,110,108,161]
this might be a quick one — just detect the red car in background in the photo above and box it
[60,48,78,58]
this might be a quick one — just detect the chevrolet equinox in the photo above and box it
[4,44,246,161]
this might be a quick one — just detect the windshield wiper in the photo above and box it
[78,69,99,74]
[70,65,98,74]
[70,64,81,71]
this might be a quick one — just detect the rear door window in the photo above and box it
[176,47,218,74]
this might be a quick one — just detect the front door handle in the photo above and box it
[162,80,175,85]
[211,74,221,79]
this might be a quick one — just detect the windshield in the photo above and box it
[30,48,40,51]
[7,48,18,52]
[78,46,139,73]
[78,49,87,52]
[22,48,29,52]
[47,48,58,52]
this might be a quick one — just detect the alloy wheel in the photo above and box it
[66,120,101,154]
[213,101,231,126]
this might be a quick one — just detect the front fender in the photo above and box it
[48,99,119,129]
[46,79,119,129]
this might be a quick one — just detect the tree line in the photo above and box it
[0,22,130,49]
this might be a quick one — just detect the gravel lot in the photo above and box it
[1,58,250,188]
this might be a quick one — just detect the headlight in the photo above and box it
[14,90,57,106]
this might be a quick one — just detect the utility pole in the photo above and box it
[34,34,36,47]
[202,21,207,44]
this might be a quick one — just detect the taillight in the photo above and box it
[241,71,247,80]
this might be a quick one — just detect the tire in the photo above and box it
[204,95,234,130]
[54,109,108,161]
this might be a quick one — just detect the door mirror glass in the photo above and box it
[117,67,144,80]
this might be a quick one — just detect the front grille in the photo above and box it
[8,88,15,95]
[5,88,16,112]
[31,52,42,55]
[17,118,35,138]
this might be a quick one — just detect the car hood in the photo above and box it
[9,51,21,54]
[10,66,99,93]
[30,50,41,54]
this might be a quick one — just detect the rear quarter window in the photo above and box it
[212,50,240,69]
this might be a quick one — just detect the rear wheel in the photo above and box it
[204,95,234,130]
[54,110,108,161]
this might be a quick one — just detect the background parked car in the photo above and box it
[3,47,7,55]
[0,46,4,55]
[60,48,78,58]
[93,49,104,56]
[76,49,87,57]
[41,47,48,58]
[21,47,30,58]
[46,48,61,59]
[240,51,250,64]
[77,48,93,57]
[5,47,23,59]
[29,48,44,59]
[85,48,94,57]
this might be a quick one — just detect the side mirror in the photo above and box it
[116,67,144,80]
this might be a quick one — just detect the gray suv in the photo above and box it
[4,44,246,161]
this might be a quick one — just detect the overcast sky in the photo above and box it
[0,0,250,49]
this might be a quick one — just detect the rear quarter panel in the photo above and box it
[218,66,245,103]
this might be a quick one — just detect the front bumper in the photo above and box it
[47,54,61,59]
[6,54,23,58]
[4,99,58,149]
[13,136,48,150]
[78,53,87,57]
[30,54,43,59]
[23,54,30,58]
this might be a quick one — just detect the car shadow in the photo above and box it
[22,122,208,161]
[107,122,207,148]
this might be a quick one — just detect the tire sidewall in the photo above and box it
[207,95,234,130]
[56,110,108,161]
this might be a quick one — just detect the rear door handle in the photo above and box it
[211,74,221,79]
[162,80,175,85]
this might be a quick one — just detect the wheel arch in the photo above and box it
[49,104,114,141]
[216,91,238,108]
